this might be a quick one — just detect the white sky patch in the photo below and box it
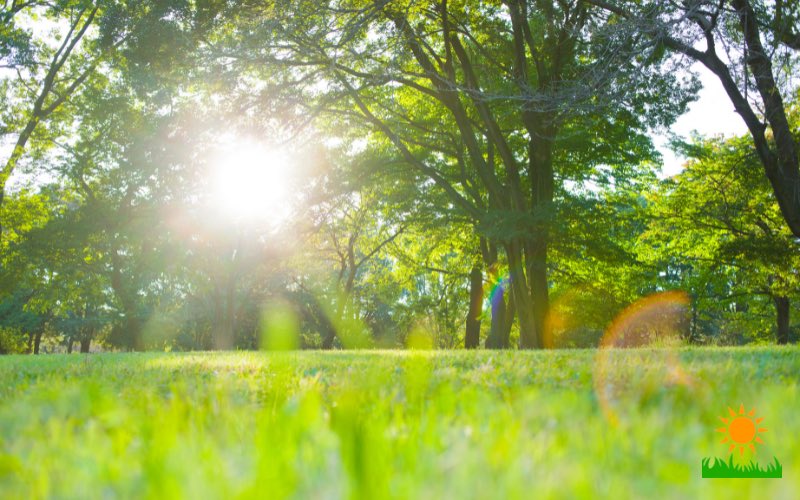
[1,10,94,192]
[657,64,748,177]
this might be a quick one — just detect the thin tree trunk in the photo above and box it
[67,340,74,354]
[465,266,483,348]
[774,295,790,345]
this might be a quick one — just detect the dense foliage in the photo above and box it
[0,0,798,352]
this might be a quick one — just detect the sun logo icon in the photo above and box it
[703,404,781,479]
[716,404,767,456]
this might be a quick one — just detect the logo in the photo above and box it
[702,404,782,479]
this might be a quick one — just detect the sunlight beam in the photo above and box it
[210,138,294,226]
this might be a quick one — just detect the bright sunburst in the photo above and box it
[716,404,768,456]
[210,139,293,225]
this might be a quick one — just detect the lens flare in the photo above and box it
[593,291,697,426]
[210,138,294,226]
[488,274,510,310]
[545,286,592,348]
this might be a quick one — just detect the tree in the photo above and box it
[590,0,800,238]
[643,133,800,344]
[0,0,226,246]
[0,185,62,353]
[2,2,105,241]
[218,0,693,348]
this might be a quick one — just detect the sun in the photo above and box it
[210,139,293,225]
[716,404,768,455]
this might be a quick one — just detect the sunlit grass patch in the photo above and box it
[701,456,782,478]
[0,347,797,498]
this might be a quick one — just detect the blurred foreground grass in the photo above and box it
[0,348,797,499]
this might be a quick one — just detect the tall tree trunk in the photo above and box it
[527,131,554,349]
[110,256,144,351]
[731,0,800,238]
[321,321,337,349]
[527,241,550,348]
[119,303,143,351]
[33,330,42,354]
[127,316,143,351]
[80,337,91,353]
[465,266,483,348]
[774,295,790,345]
[314,297,338,349]
[506,241,539,348]
[67,340,74,354]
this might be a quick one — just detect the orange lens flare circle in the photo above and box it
[593,291,696,426]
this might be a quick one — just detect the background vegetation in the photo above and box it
[1,1,799,352]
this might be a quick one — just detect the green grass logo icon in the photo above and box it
[702,404,782,479]
[702,456,782,479]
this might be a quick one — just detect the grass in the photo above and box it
[701,456,782,478]
[0,347,797,499]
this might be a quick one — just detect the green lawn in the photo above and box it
[0,348,797,499]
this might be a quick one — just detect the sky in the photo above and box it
[657,63,749,177]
